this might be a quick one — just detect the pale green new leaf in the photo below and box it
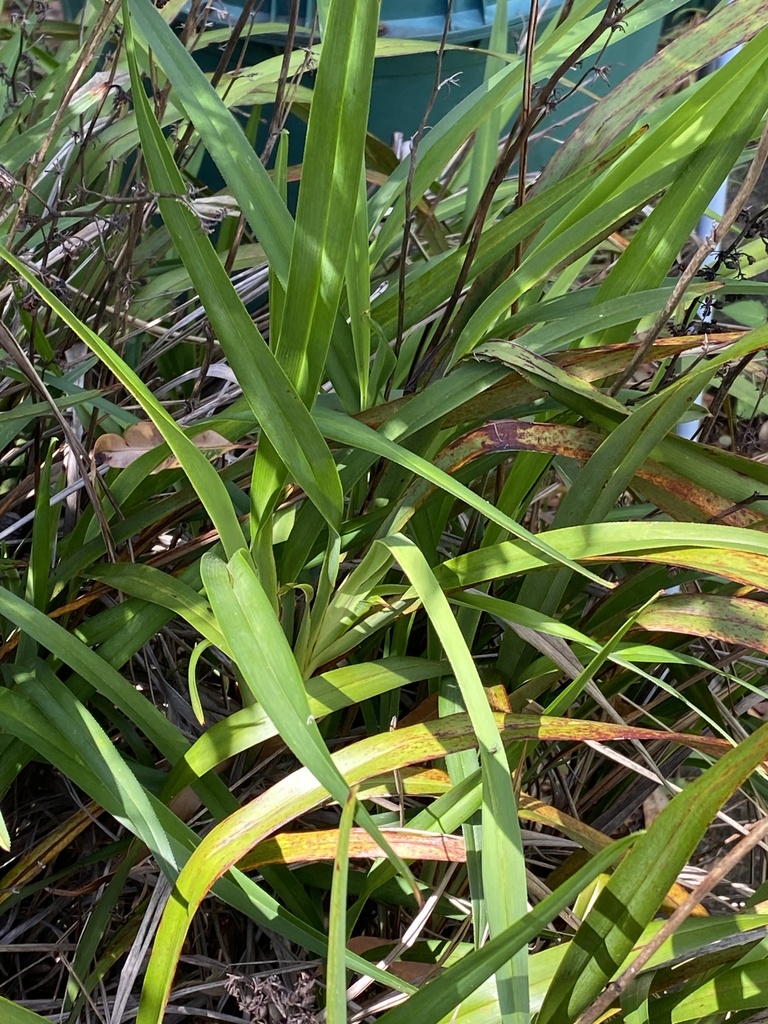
[380,535,528,1024]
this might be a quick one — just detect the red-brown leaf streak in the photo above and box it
[411,419,762,527]
[637,593,768,655]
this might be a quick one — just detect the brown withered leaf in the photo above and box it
[92,422,234,473]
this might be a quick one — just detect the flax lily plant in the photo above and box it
[2,1,768,1022]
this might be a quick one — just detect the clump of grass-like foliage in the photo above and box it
[3,2,768,1023]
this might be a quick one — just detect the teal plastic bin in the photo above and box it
[250,1,535,44]
[61,1,663,169]
[201,0,663,168]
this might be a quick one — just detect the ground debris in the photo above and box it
[224,969,318,1023]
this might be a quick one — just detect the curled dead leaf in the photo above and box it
[92,422,234,473]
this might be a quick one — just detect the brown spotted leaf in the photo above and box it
[239,827,465,871]
[636,593,768,655]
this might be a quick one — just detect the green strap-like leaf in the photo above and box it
[380,535,529,1024]
[0,244,247,560]
[326,788,357,1024]
[122,2,343,531]
[0,997,52,1023]
[316,406,609,589]
[537,719,768,1023]
[375,834,636,1024]
[126,0,293,281]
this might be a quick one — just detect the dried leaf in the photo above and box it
[92,423,234,473]
[225,969,317,1024]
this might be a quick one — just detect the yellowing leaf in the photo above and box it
[238,827,466,870]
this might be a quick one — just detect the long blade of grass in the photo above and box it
[0,997,50,1023]
[433,520,768,594]
[326,787,357,1024]
[201,550,354,802]
[126,0,293,281]
[248,0,378,545]
[539,0,768,186]
[165,657,446,798]
[200,551,420,881]
[420,416,768,528]
[122,6,343,531]
[346,170,374,411]
[536,720,768,1023]
[16,442,56,665]
[13,659,176,874]
[315,407,609,589]
[0,585,188,761]
[464,0,508,228]
[635,594,768,655]
[0,244,247,559]
[380,534,529,1024]
[588,24,768,346]
[275,0,378,406]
